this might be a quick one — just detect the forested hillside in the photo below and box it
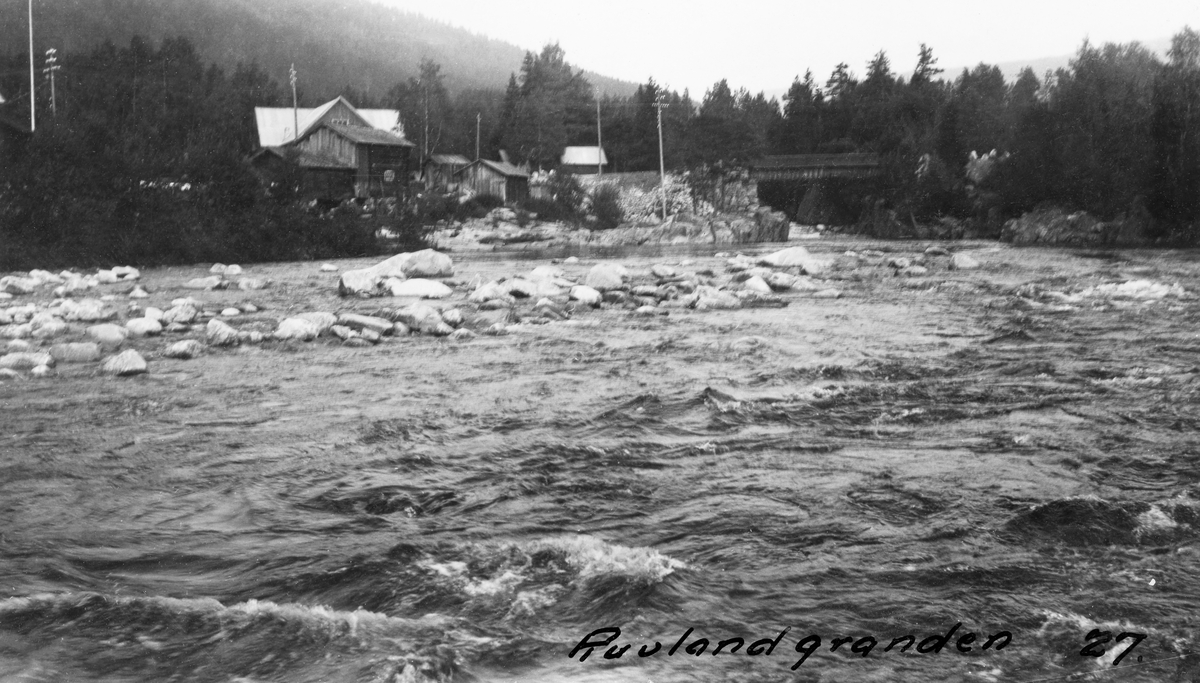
[0,0,637,99]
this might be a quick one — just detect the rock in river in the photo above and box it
[205,319,239,346]
[87,323,128,349]
[337,313,394,335]
[163,340,204,359]
[950,253,981,270]
[50,342,102,363]
[584,263,629,291]
[742,276,773,294]
[386,278,453,299]
[569,285,603,307]
[758,246,830,275]
[102,350,147,376]
[294,312,338,335]
[273,318,321,341]
[338,269,382,297]
[125,318,163,338]
[688,286,742,311]
[393,303,452,336]
[0,351,55,370]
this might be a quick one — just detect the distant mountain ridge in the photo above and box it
[0,0,639,102]
[942,36,1173,81]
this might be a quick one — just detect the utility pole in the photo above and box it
[422,78,430,163]
[43,48,59,117]
[475,112,481,160]
[654,99,668,223]
[595,88,603,177]
[289,63,298,141]
[27,0,35,131]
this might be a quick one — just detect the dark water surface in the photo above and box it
[3,243,1200,682]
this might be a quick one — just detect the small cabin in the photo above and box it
[456,159,529,204]
[422,153,471,191]
[560,146,607,175]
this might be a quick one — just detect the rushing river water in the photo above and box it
[3,244,1200,682]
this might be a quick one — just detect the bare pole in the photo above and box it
[422,77,429,163]
[475,112,481,160]
[289,63,298,141]
[28,0,35,131]
[43,48,59,117]
[655,100,668,223]
[595,88,602,177]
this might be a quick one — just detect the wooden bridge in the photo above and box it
[749,154,881,181]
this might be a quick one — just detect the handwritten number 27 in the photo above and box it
[1080,629,1147,666]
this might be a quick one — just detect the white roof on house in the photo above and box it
[561,146,607,166]
[254,97,405,147]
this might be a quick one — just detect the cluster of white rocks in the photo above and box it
[5,242,968,382]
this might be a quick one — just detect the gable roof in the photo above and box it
[357,109,402,131]
[561,146,607,166]
[324,122,414,147]
[426,154,472,166]
[255,96,406,147]
[458,159,529,178]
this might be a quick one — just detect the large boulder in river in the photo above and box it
[205,319,239,347]
[584,263,629,291]
[393,303,452,336]
[336,313,394,335]
[401,249,454,278]
[163,340,204,359]
[294,312,338,335]
[742,276,773,294]
[339,250,455,297]
[102,350,147,376]
[369,249,454,279]
[569,285,603,307]
[950,253,981,270]
[273,317,321,341]
[125,318,163,338]
[386,278,453,299]
[86,323,128,349]
[687,286,742,311]
[0,351,55,370]
[161,304,199,325]
[338,269,383,297]
[31,319,69,339]
[50,342,102,363]
[182,276,224,290]
[1,276,39,295]
[758,246,831,275]
[527,265,565,282]
[66,299,116,322]
[468,281,515,306]
[370,253,412,279]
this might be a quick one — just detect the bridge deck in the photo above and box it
[750,154,881,181]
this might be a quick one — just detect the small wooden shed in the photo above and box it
[456,159,529,204]
[422,153,471,191]
[560,146,607,175]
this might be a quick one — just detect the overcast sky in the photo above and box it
[373,0,1194,96]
